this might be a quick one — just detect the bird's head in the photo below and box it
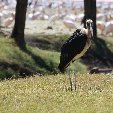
[86,19,93,39]
[86,19,93,29]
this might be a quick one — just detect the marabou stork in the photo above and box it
[58,19,93,91]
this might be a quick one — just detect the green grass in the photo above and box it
[0,37,87,79]
[26,34,69,51]
[26,34,113,68]
[0,74,113,113]
[0,34,113,79]
[0,34,113,112]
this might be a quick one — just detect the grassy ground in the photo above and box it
[81,36,113,69]
[0,20,113,112]
[0,74,113,113]
[0,33,113,79]
[0,37,87,79]
[25,33,69,51]
[26,33,113,69]
[1,19,113,78]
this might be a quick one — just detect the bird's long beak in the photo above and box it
[90,27,94,40]
[91,29,94,40]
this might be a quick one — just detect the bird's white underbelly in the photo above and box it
[72,39,91,62]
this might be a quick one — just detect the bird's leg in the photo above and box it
[68,65,73,91]
[74,63,76,91]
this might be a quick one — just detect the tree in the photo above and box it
[83,0,97,38]
[11,0,28,49]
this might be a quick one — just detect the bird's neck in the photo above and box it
[87,28,92,39]
[81,27,93,39]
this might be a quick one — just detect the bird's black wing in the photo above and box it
[58,29,87,72]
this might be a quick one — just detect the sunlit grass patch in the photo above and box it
[0,74,113,113]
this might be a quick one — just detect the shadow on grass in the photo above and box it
[82,37,113,68]
[0,44,58,79]
[18,44,57,76]
[25,34,113,70]
[25,34,69,52]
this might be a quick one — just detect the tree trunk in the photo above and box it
[83,0,97,38]
[11,0,28,49]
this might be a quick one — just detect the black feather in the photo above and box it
[58,29,88,72]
